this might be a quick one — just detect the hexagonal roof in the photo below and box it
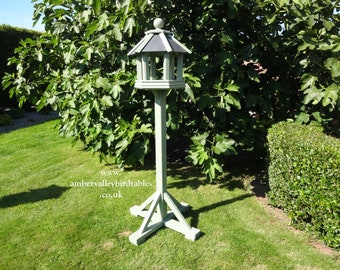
[128,19,191,56]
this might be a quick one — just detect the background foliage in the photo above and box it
[0,25,40,108]
[2,0,339,180]
[268,121,340,249]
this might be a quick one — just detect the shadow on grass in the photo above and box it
[167,148,267,192]
[167,163,255,191]
[189,193,254,228]
[167,164,207,190]
[0,185,70,208]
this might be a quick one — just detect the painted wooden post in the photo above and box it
[154,89,168,219]
[142,53,149,80]
[176,54,183,80]
[127,18,201,245]
[136,55,142,81]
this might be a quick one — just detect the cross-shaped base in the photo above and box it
[129,191,201,245]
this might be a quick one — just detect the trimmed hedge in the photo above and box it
[267,121,340,249]
[0,24,40,107]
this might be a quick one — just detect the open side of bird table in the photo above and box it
[127,18,201,246]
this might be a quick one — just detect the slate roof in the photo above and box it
[128,28,191,55]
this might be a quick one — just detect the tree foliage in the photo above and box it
[2,0,339,181]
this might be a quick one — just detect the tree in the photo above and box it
[3,0,339,181]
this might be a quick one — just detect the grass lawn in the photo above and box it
[0,120,339,270]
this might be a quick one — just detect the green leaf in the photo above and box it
[123,17,135,37]
[50,0,64,5]
[81,10,91,23]
[63,52,73,64]
[120,0,131,14]
[213,136,236,155]
[52,21,67,35]
[298,35,317,51]
[35,49,43,62]
[115,139,129,155]
[80,103,90,115]
[98,13,109,29]
[301,74,318,91]
[113,24,122,41]
[303,85,323,105]
[86,21,98,38]
[323,20,334,31]
[184,83,196,103]
[96,77,111,90]
[94,0,101,15]
[187,149,199,165]
[101,95,113,107]
[318,36,340,52]
[295,112,310,124]
[94,34,106,45]
[322,83,339,107]
[105,133,115,147]
[112,84,122,99]
[226,81,240,92]
[224,94,241,109]
[203,157,223,181]
[93,99,100,113]
[324,58,340,79]
[311,112,322,123]
[267,14,277,25]
[192,132,209,146]
[198,150,209,165]
[138,123,153,134]
[85,47,94,61]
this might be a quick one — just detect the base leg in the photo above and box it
[130,192,156,217]
[129,220,164,246]
[164,192,201,241]
[129,191,201,245]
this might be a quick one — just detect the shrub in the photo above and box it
[0,24,40,108]
[0,113,12,126]
[267,121,340,249]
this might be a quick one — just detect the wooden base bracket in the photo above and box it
[129,191,201,245]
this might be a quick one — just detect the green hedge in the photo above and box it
[267,121,340,249]
[0,24,40,107]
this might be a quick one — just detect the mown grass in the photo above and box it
[0,120,339,270]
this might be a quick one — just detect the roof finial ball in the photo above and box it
[153,18,164,29]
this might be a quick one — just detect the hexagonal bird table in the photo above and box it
[127,18,201,245]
